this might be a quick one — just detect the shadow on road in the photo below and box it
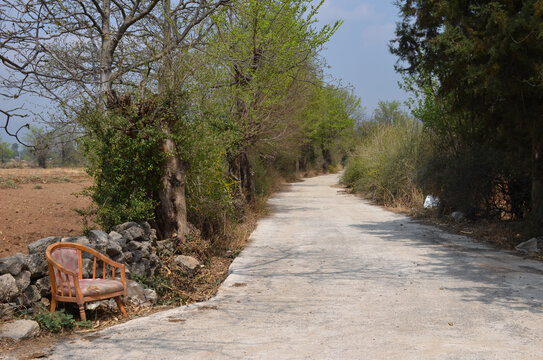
[349,220,543,314]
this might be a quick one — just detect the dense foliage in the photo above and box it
[386,0,543,223]
[73,0,358,237]
[343,102,423,208]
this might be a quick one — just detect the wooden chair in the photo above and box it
[46,242,128,321]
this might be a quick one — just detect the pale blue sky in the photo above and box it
[1,0,406,142]
[317,0,407,115]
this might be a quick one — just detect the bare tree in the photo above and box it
[0,0,229,108]
[0,108,30,145]
[0,0,230,237]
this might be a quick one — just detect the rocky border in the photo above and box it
[0,222,161,318]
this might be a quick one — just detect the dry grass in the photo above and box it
[151,199,265,306]
[0,167,87,178]
[0,167,89,189]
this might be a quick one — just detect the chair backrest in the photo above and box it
[50,247,80,286]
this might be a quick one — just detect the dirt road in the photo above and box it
[49,173,543,359]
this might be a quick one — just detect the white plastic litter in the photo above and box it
[423,195,440,209]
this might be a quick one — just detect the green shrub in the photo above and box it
[0,178,17,189]
[343,120,423,207]
[31,304,92,333]
[79,105,166,230]
[176,118,236,238]
[252,156,278,197]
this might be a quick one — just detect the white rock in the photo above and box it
[143,288,158,304]
[0,320,40,341]
[126,279,147,305]
[88,230,110,244]
[109,231,123,241]
[14,270,31,291]
[515,238,540,254]
[0,273,18,302]
[86,299,116,311]
[61,236,90,245]
[174,255,200,270]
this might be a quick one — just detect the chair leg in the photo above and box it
[79,304,86,321]
[114,296,128,318]
[50,298,56,313]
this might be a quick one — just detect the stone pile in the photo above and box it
[0,222,160,317]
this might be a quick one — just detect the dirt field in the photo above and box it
[0,168,95,258]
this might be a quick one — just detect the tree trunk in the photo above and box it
[322,147,332,172]
[531,122,543,220]
[154,0,189,239]
[229,151,255,202]
[37,155,46,168]
[300,143,313,171]
[240,152,255,201]
[100,0,115,107]
[158,137,188,239]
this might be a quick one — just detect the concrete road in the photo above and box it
[50,174,543,359]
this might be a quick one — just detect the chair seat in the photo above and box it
[58,278,125,297]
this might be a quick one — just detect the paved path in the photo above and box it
[50,174,543,359]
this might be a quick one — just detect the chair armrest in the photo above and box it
[94,253,126,270]
[48,261,78,278]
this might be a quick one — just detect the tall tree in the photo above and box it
[1,0,230,237]
[302,84,356,171]
[208,0,340,200]
[0,0,229,108]
[24,127,53,168]
[372,100,408,126]
[391,0,543,218]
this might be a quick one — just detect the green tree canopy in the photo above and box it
[391,0,543,218]
[206,0,341,199]
[0,142,15,163]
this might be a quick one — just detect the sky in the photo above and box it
[316,0,408,116]
[1,0,407,142]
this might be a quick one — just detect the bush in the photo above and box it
[176,117,236,238]
[31,304,92,333]
[417,142,530,219]
[79,104,167,230]
[80,92,240,238]
[343,119,424,208]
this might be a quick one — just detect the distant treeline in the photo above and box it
[0,128,84,168]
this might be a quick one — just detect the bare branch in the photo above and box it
[0,108,31,146]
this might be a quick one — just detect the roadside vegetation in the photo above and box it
[344,1,543,249]
[343,101,423,209]
[0,0,358,239]
[0,0,359,342]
